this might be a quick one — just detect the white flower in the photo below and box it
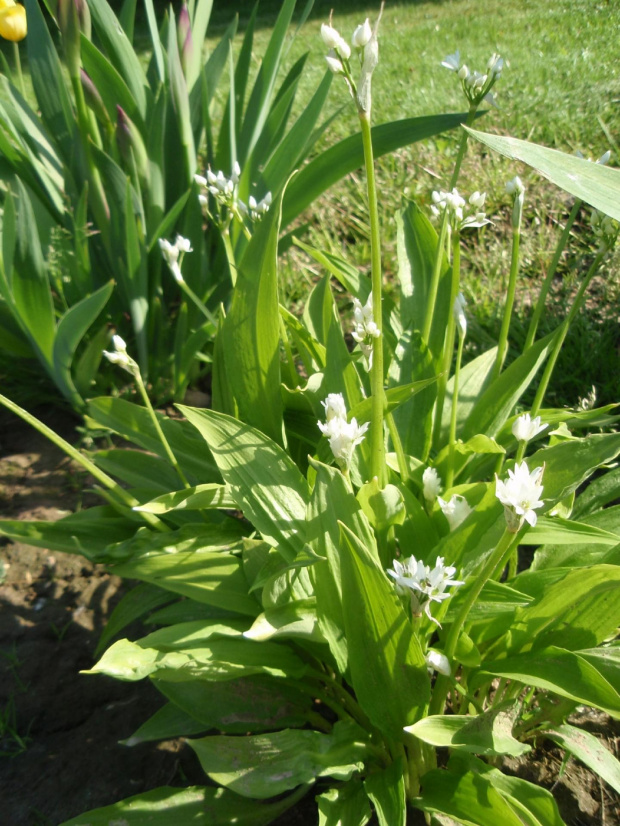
[441,50,461,71]
[578,385,597,411]
[487,53,503,77]
[425,649,451,676]
[423,467,442,502]
[387,555,464,625]
[325,50,344,74]
[431,188,489,231]
[320,23,341,49]
[469,191,486,210]
[453,292,467,338]
[321,392,348,422]
[238,191,272,221]
[318,394,368,470]
[438,495,472,531]
[103,335,135,374]
[195,165,241,212]
[352,18,372,49]
[495,461,545,532]
[351,292,381,371]
[512,413,548,442]
[159,235,192,284]
[506,176,524,196]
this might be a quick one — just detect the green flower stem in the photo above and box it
[445,330,465,489]
[177,279,218,327]
[449,111,476,189]
[492,216,522,381]
[360,110,386,487]
[524,198,581,351]
[433,232,461,450]
[386,411,409,482]
[429,527,520,716]
[528,247,606,419]
[422,208,449,346]
[0,393,168,531]
[134,370,191,490]
[13,42,25,98]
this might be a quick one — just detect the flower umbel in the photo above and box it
[430,188,490,232]
[159,234,193,283]
[103,335,137,375]
[442,50,503,108]
[512,413,547,443]
[495,461,545,532]
[318,392,369,471]
[351,292,381,370]
[388,555,464,625]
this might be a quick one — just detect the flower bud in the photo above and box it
[80,69,111,127]
[177,2,194,78]
[116,105,150,187]
[58,0,90,76]
[320,23,342,50]
[352,18,372,49]
[457,64,469,80]
[0,3,26,42]
[325,50,344,74]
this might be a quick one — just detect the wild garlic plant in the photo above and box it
[1,9,620,826]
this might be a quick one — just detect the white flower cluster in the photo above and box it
[512,413,547,443]
[320,14,380,112]
[317,393,369,471]
[430,188,490,231]
[387,554,464,625]
[442,50,503,108]
[351,292,381,370]
[195,163,271,224]
[578,385,597,411]
[158,234,193,283]
[590,209,619,250]
[438,495,472,531]
[103,335,137,375]
[495,460,544,532]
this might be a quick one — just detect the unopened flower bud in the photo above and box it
[116,105,150,186]
[457,64,469,80]
[320,23,342,50]
[80,69,111,127]
[0,3,27,42]
[352,18,372,49]
[58,0,90,76]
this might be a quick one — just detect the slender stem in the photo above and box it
[433,232,461,449]
[134,372,191,490]
[429,527,520,715]
[492,218,522,380]
[445,331,465,489]
[13,42,25,97]
[422,210,449,345]
[529,248,605,417]
[360,110,386,487]
[386,412,409,482]
[524,199,581,351]
[178,279,218,327]
[449,112,475,189]
[0,393,168,531]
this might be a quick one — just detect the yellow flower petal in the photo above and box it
[0,4,26,41]
[0,0,16,10]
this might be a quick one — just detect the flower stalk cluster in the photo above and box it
[317,393,369,472]
[442,50,503,109]
[388,555,464,625]
[195,163,271,230]
[495,461,545,532]
[351,292,381,370]
[430,188,489,232]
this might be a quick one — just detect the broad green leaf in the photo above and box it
[123,701,207,745]
[244,598,321,642]
[573,466,620,518]
[439,347,498,442]
[92,448,181,492]
[87,634,306,683]
[59,784,307,826]
[389,329,436,459]
[95,582,172,657]
[502,565,620,653]
[211,188,283,443]
[451,754,566,826]
[463,331,556,440]
[364,760,407,826]
[357,480,405,532]
[88,397,221,484]
[158,674,313,733]
[81,37,141,126]
[113,541,259,616]
[0,507,137,562]
[547,723,620,795]
[190,720,371,799]
[178,407,309,562]
[415,768,525,826]
[52,282,114,407]
[405,703,530,757]
[533,507,620,570]
[338,523,429,739]
[522,515,620,547]
[578,645,620,694]
[531,432,620,507]
[186,0,214,91]
[135,483,237,514]
[466,127,620,221]
[318,779,372,826]
[282,113,480,227]
[480,646,620,718]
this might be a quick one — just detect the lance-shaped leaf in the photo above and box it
[211,185,284,444]
[406,703,530,757]
[338,523,429,739]
[465,127,620,221]
[547,723,620,795]
[135,483,237,514]
[364,759,407,826]
[190,720,372,799]
[178,407,309,562]
[59,784,308,826]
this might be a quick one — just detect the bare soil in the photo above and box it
[0,413,618,825]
